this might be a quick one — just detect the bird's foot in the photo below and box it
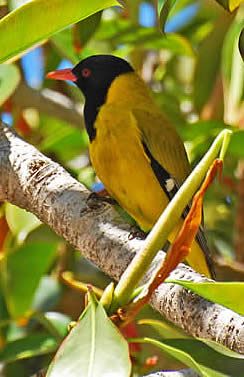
[128,226,147,240]
[87,192,117,209]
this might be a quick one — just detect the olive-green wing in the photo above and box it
[132,108,191,182]
[132,108,215,278]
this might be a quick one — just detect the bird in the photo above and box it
[47,54,214,278]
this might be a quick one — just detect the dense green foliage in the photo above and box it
[0,0,244,376]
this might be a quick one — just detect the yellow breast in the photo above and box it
[89,104,168,230]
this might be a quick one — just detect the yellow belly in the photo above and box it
[90,110,167,231]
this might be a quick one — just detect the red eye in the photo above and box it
[82,68,91,77]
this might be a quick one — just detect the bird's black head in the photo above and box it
[47,54,134,141]
[72,55,134,98]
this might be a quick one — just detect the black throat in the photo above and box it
[83,87,107,142]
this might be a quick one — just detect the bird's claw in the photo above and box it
[128,226,146,240]
[87,192,117,209]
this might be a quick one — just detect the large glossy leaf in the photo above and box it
[0,0,119,63]
[166,280,244,316]
[47,291,131,377]
[136,337,244,377]
[0,243,57,318]
[0,333,58,362]
[0,64,20,106]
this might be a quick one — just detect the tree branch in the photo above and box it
[11,80,84,128]
[0,122,243,355]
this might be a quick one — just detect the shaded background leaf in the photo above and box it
[0,242,57,318]
[0,64,20,105]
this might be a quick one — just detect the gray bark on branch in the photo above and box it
[0,122,243,355]
[11,80,84,128]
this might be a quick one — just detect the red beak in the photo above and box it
[46,68,77,82]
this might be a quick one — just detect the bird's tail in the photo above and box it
[168,220,215,279]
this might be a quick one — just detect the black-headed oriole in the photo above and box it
[47,54,214,278]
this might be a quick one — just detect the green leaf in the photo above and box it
[47,291,131,377]
[134,337,244,377]
[228,130,244,157]
[201,338,244,360]
[222,14,244,86]
[97,20,194,56]
[214,0,243,12]
[32,276,63,313]
[166,279,244,316]
[75,11,102,48]
[181,120,229,141]
[139,338,244,377]
[136,337,206,376]
[140,319,244,359]
[0,286,8,322]
[0,64,20,106]
[96,20,195,56]
[152,33,194,57]
[157,0,177,33]
[222,7,244,123]
[137,318,244,360]
[169,338,244,376]
[5,203,42,244]
[0,0,120,63]
[42,312,71,338]
[0,243,57,318]
[138,318,189,339]
[51,28,81,64]
[0,333,58,362]
[0,284,9,341]
[39,115,89,162]
[194,14,231,112]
